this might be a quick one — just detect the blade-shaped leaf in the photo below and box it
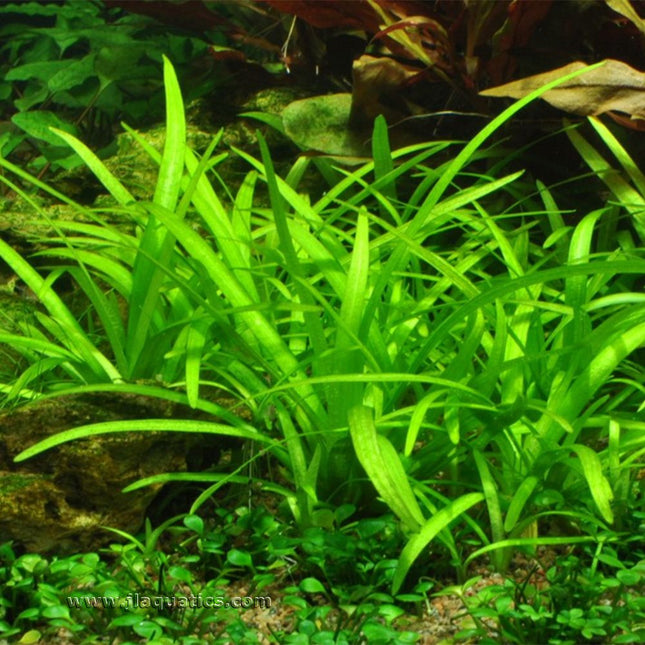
[15,419,274,462]
[393,493,484,593]
[349,405,424,531]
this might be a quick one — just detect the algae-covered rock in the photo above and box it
[0,394,230,553]
[0,84,309,253]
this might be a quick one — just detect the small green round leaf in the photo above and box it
[617,569,641,586]
[42,605,70,619]
[226,549,253,568]
[109,615,141,628]
[298,619,316,636]
[18,630,42,644]
[167,565,193,584]
[299,577,326,594]
[133,620,163,639]
[183,514,204,535]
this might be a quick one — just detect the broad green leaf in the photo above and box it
[349,405,424,531]
[569,444,614,523]
[12,111,78,147]
[339,210,370,343]
[95,45,143,86]
[14,86,49,111]
[561,209,605,362]
[282,93,368,157]
[48,54,96,93]
[6,60,69,82]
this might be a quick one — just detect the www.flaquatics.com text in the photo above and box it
[66,593,271,610]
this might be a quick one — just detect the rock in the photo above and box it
[0,394,227,553]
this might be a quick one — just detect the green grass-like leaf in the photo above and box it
[14,419,274,462]
[393,492,484,594]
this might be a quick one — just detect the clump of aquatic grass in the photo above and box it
[2,59,643,591]
[567,116,645,244]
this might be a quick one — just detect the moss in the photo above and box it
[0,472,44,494]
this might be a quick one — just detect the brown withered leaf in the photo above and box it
[480,60,645,120]
[605,0,645,36]
[350,54,423,129]
[607,111,645,131]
